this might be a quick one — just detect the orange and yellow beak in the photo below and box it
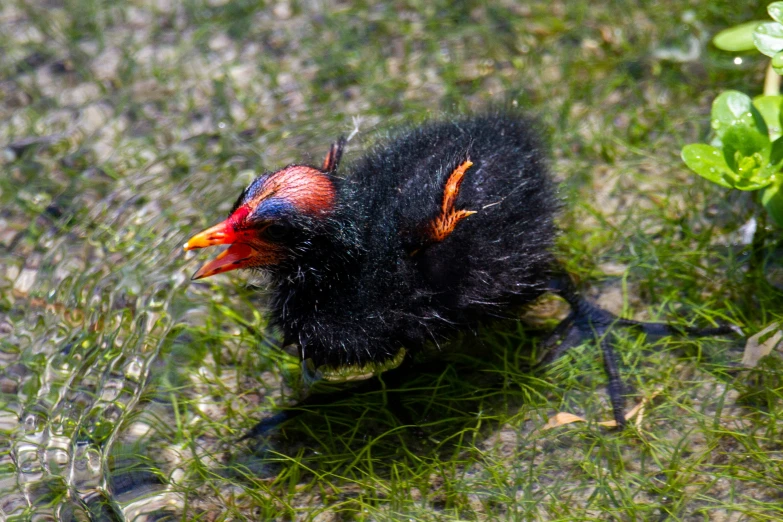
[184,220,262,280]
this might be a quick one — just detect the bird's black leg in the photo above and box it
[599,334,626,428]
[539,303,628,427]
[551,275,737,339]
[544,274,737,428]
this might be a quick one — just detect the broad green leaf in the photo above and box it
[770,2,783,25]
[722,125,770,160]
[773,50,783,74]
[753,95,783,140]
[762,181,783,226]
[681,144,737,188]
[722,127,775,190]
[713,21,764,51]
[751,136,783,185]
[711,91,768,139]
[733,177,775,190]
[754,21,783,58]
[767,135,783,171]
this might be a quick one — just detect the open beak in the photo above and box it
[184,220,260,280]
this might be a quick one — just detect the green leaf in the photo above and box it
[770,135,783,167]
[733,177,775,191]
[762,181,783,226]
[773,50,783,75]
[749,136,783,186]
[713,21,764,51]
[721,127,775,190]
[681,144,737,188]
[753,95,783,140]
[754,21,783,58]
[722,125,770,160]
[711,91,768,139]
[770,2,783,25]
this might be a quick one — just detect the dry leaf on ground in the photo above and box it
[543,391,662,429]
[742,323,783,368]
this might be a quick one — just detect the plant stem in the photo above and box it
[750,192,768,275]
[764,62,781,96]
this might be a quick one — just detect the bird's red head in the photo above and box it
[184,166,336,279]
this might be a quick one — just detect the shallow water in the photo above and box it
[2,157,202,518]
[1,141,308,518]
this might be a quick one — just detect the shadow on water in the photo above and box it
[229,330,551,478]
[225,317,744,488]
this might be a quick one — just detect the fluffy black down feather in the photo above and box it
[271,113,559,368]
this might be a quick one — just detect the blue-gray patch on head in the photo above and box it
[230,174,271,216]
[251,197,295,221]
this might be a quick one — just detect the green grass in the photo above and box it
[1,0,782,520]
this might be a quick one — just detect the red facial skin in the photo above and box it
[184,166,335,279]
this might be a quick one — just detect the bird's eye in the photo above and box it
[265,223,291,241]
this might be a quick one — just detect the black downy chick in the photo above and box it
[184,112,731,434]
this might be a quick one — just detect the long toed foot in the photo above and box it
[541,275,739,428]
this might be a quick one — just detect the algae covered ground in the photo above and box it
[1,1,782,520]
